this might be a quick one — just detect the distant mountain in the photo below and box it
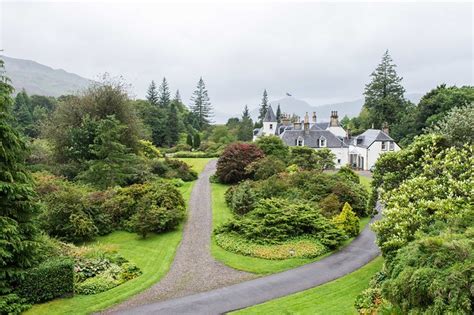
[1,55,93,96]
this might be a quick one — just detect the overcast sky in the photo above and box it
[1,1,473,113]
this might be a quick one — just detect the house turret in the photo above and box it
[262,105,277,136]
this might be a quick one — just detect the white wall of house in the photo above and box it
[355,141,401,170]
[262,121,276,136]
[329,147,349,169]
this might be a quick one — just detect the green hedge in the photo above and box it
[16,257,74,304]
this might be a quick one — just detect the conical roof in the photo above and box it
[263,105,277,122]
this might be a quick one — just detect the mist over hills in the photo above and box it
[1,55,93,96]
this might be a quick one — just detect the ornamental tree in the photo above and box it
[216,142,264,183]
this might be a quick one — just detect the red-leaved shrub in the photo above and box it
[216,143,264,183]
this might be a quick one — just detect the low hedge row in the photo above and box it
[16,257,74,303]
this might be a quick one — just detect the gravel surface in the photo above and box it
[105,160,255,314]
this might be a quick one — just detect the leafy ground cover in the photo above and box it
[211,183,370,274]
[27,180,196,315]
[232,256,383,315]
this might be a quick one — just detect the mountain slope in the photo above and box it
[1,55,93,96]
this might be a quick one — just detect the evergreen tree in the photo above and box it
[190,77,213,130]
[276,103,282,123]
[363,50,407,128]
[186,133,193,147]
[174,89,182,103]
[0,58,40,298]
[193,133,201,149]
[258,89,269,123]
[13,89,34,136]
[165,102,180,147]
[237,105,254,141]
[146,80,159,106]
[158,77,171,108]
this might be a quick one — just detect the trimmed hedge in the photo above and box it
[16,257,74,303]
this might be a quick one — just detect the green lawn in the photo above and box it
[358,175,372,191]
[210,183,371,275]
[177,157,213,174]
[27,181,197,314]
[232,256,383,315]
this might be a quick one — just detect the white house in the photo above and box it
[253,106,400,170]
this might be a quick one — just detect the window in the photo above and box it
[381,141,387,151]
[389,141,395,151]
[269,124,273,130]
[319,137,326,147]
[297,136,304,146]
[337,159,341,164]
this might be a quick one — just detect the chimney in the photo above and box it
[346,127,351,139]
[293,116,302,130]
[382,122,389,135]
[304,112,310,133]
[282,113,290,126]
[330,111,339,127]
[312,112,317,123]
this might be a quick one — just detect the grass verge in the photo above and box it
[232,256,383,315]
[177,157,213,174]
[210,183,371,275]
[27,181,196,315]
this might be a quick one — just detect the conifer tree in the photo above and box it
[238,105,254,141]
[258,89,269,123]
[13,89,34,136]
[158,77,171,108]
[190,77,213,130]
[364,50,407,128]
[276,103,282,123]
[0,58,40,298]
[193,133,201,149]
[165,102,180,147]
[174,89,182,103]
[146,80,159,106]
[186,134,193,148]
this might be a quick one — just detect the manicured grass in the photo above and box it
[359,175,372,192]
[27,180,197,314]
[232,256,383,315]
[210,183,371,275]
[177,157,213,174]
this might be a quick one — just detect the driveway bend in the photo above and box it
[113,161,381,315]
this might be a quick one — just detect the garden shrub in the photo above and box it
[103,181,185,232]
[319,193,342,218]
[149,158,197,181]
[228,181,256,215]
[335,166,360,184]
[137,139,161,159]
[216,142,264,183]
[255,135,289,160]
[0,294,31,315]
[289,147,335,171]
[16,257,74,304]
[75,274,118,295]
[216,198,345,248]
[246,156,286,180]
[332,202,360,237]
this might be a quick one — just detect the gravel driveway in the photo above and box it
[105,160,255,313]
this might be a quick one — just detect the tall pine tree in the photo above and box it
[174,89,182,103]
[165,102,180,147]
[258,89,269,124]
[190,77,213,130]
[0,58,40,300]
[363,50,407,128]
[237,105,254,141]
[13,89,34,137]
[146,80,159,106]
[276,104,282,123]
[158,77,171,108]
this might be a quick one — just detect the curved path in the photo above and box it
[106,160,256,313]
[113,161,381,315]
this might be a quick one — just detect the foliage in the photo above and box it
[319,193,341,218]
[332,203,359,237]
[130,205,171,238]
[227,181,256,215]
[149,158,197,181]
[289,147,335,171]
[426,104,474,147]
[255,135,289,160]
[363,50,408,129]
[246,156,286,180]
[0,294,31,315]
[103,181,186,233]
[146,80,159,106]
[216,198,346,248]
[258,89,269,125]
[137,139,161,159]
[190,77,213,130]
[215,234,327,260]
[335,166,360,184]
[0,58,41,300]
[75,274,117,295]
[16,257,74,304]
[216,142,264,183]
[237,105,254,141]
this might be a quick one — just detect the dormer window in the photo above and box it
[319,136,326,147]
[297,136,304,146]
[269,124,273,130]
[381,141,387,151]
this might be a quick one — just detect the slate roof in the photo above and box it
[263,105,277,122]
[354,129,394,148]
[280,129,348,148]
[311,122,329,130]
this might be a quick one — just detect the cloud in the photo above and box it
[1,1,472,113]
